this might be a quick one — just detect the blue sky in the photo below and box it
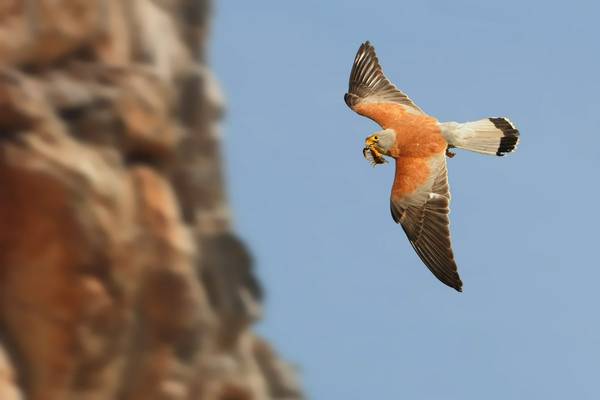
[211,1,600,399]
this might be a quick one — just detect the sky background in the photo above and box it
[211,1,600,399]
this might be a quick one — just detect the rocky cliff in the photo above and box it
[0,1,301,399]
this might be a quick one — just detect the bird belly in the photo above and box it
[390,117,447,198]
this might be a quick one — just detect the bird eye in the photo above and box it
[374,135,379,140]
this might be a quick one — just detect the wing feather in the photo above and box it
[390,157,463,291]
[345,41,423,114]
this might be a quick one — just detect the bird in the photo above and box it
[344,41,519,292]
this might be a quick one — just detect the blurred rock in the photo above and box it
[0,344,22,400]
[0,1,301,399]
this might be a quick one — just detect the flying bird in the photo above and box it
[345,41,519,292]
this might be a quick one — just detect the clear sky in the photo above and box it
[211,1,600,399]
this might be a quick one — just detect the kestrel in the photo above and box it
[345,41,519,292]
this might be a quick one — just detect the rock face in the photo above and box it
[0,1,302,399]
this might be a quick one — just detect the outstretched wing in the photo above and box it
[390,156,463,291]
[344,41,424,126]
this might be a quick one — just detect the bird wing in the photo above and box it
[389,155,463,291]
[344,41,424,127]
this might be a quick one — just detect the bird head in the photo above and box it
[363,129,395,166]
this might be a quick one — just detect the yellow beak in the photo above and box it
[365,136,378,148]
[362,137,387,165]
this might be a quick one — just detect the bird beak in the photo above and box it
[365,136,377,148]
[363,137,374,159]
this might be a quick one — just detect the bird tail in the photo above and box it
[440,118,520,156]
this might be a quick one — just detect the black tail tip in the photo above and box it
[489,117,519,156]
[497,134,519,156]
